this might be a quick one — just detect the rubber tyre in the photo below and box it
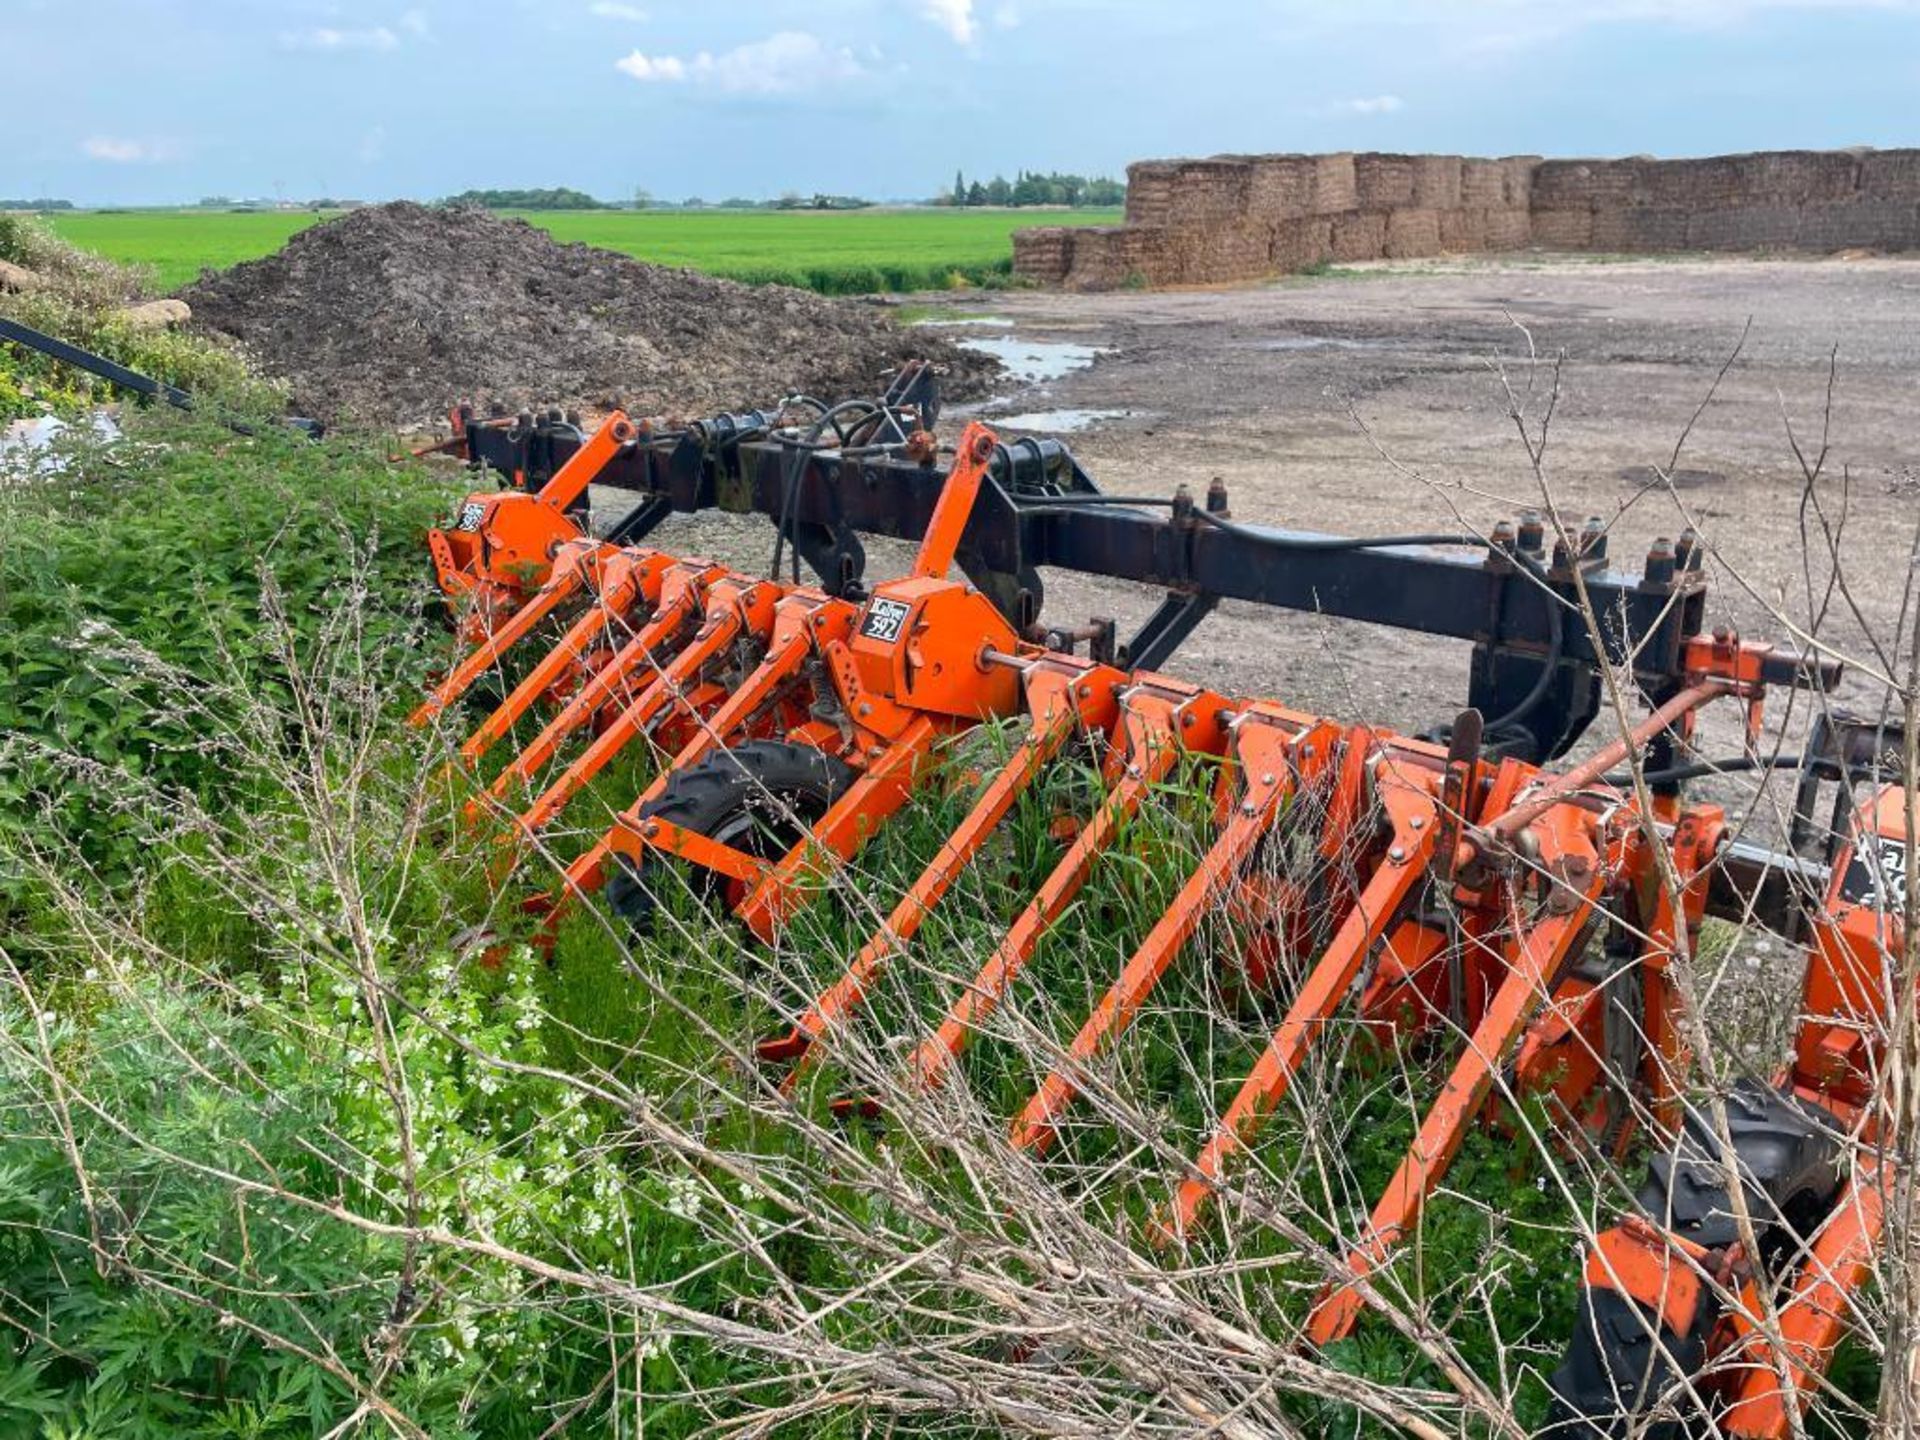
[604,741,857,935]
[1544,1081,1846,1437]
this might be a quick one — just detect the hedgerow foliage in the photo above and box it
[0,214,279,422]
[0,416,446,905]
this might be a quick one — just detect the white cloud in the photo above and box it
[280,25,401,51]
[615,49,686,81]
[590,1,648,18]
[1331,94,1405,115]
[920,0,976,44]
[80,136,181,163]
[615,31,867,95]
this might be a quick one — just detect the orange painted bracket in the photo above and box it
[1008,714,1320,1155]
[904,688,1214,1094]
[759,663,1121,1074]
[534,410,636,515]
[911,423,998,581]
[1154,755,1442,1245]
[1304,858,1607,1346]
[628,814,767,887]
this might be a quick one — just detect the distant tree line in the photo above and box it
[434,188,875,212]
[939,170,1124,208]
[0,198,74,211]
[195,196,361,211]
[440,187,610,210]
[669,194,873,211]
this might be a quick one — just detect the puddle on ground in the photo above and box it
[0,411,121,476]
[956,335,1104,383]
[910,314,1017,328]
[981,407,1133,434]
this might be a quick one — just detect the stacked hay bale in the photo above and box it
[1527,149,1919,255]
[1009,228,1076,286]
[1012,147,1920,290]
[1023,150,1536,289]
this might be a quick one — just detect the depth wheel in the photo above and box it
[604,741,857,935]
[1544,1081,1845,1437]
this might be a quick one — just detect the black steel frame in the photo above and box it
[457,403,1740,765]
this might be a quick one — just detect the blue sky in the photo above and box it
[10,0,1919,204]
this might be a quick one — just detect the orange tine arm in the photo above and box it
[734,714,945,944]
[1155,766,1441,1244]
[759,669,1105,1071]
[533,410,635,515]
[1722,1171,1885,1438]
[408,546,595,726]
[511,606,744,839]
[561,620,827,898]
[472,584,705,817]
[457,564,648,766]
[1305,868,1606,1346]
[912,424,997,580]
[905,698,1184,1093]
[1009,717,1305,1155]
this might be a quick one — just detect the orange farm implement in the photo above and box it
[416,369,1906,1439]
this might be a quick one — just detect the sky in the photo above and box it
[9,0,1920,205]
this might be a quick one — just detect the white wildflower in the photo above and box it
[665,1173,702,1221]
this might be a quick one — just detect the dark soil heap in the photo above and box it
[183,203,998,426]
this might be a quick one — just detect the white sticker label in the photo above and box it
[861,597,911,644]
[1843,837,1908,910]
[456,501,487,532]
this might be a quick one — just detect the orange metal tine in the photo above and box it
[471,561,728,819]
[1722,1172,1885,1438]
[905,687,1221,1093]
[408,537,606,726]
[734,713,946,945]
[1008,713,1329,1155]
[758,662,1122,1073]
[509,576,779,841]
[560,596,857,900]
[1155,755,1443,1244]
[1304,835,1610,1346]
[457,548,668,767]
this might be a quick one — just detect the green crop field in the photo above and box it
[45,207,1121,294]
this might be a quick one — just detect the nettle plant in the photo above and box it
[0,943,752,1437]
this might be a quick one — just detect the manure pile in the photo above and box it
[185,203,997,426]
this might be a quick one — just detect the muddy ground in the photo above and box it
[615,253,1915,767]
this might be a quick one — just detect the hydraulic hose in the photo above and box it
[770,400,881,582]
[1602,754,1813,787]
